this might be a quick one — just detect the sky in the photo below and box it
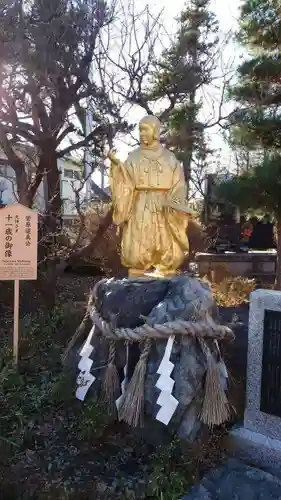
[94,0,243,186]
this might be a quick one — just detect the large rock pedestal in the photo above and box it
[68,274,232,441]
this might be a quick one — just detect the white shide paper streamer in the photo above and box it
[214,339,228,391]
[155,335,179,425]
[75,326,96,401]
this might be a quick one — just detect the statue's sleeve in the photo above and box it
[165,158,189,252]
[169,160,187,203]
[165,159,189,250]
[109,159,134,225]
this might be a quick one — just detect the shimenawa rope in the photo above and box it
[64,290,234,428]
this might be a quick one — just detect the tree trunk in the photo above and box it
[44,149,62,231]
[55,207,114,275]
[182,148,192,196]
[182,91,196,197]
[275,216,281,290]
[38,147,61,307]
[12,159,30,206]
[68,208,113,263]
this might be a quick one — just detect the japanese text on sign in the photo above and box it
[25,215,31,247]
[4,213,14,258]
[0,204,38,281]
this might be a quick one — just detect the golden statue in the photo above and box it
[108,115,191,277]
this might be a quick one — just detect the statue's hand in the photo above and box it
[108,149,121,166]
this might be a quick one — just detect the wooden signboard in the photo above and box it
[0,204,38,366]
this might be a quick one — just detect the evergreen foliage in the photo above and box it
[150,0,220,189]
[218,0,281,286]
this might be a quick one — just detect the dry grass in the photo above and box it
[203,276,256,307]
[73,203,122,272]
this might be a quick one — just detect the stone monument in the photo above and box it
[64,115,234,439]
[229,289,281,470]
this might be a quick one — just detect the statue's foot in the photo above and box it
[128,268,149,278]
[128,268,178,279]
[145,268,178,279]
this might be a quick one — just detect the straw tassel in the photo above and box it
[102,340,120,410]
[118,339,151,427]
[200,349,231,427]
[62,295,94,365]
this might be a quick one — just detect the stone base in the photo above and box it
[68,274,230,441]
[182,458,281,499]
[227,426,281,472]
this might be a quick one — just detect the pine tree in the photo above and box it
[217,0,281,287]
[149,0,219,194]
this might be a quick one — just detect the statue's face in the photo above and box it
[139,123,154,146]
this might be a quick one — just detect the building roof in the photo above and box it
[90,180,111,201]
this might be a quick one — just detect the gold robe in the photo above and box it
[109,145,189,272]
